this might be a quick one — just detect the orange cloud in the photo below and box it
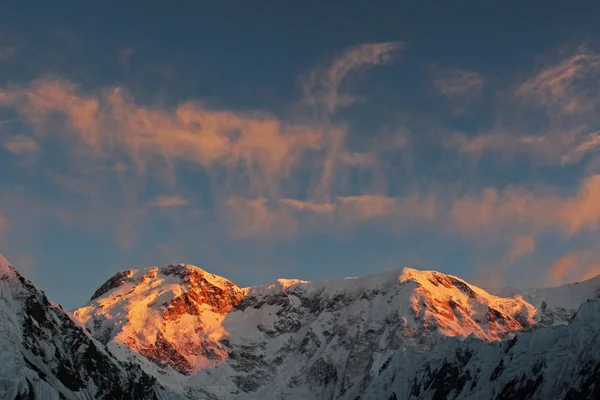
[579,263,600,282]
[223,173,600,240]
[0,67,416,244]
[222,197,298,238]
[221,192,437,239]
[0,77,338,199]
[506,235,535,264]
[336,194,435,224]
[449,174,600,236]
[547,251,597,285]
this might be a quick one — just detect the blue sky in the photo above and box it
[2,1,600,309]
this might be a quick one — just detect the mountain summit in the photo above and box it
[74,264,245,374]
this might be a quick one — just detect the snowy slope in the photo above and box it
[367,298,600,399]
[0,254,181,400]
[519,275,600,326]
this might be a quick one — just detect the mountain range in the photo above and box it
[1,252,599,399]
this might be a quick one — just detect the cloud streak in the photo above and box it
[547,251,600,285]
[449,174,600,236]
[432,67,484,100]
[517,47,600,115]
[302,42,404,117]
[147,195,188,208]
[3,134,40,154]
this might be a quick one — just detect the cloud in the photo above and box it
[517,47,600,115]
[223,193,436,239]
[561,130,600,163]
[279,199,335,214]
[547,251,600,285]
[222,197,298,238]
[446,127,599,166]
[449,174,600,236]
[443,49,600,166]
[579,264,600,282]
[3,134,40,154]
[282,194,437,226]
[1,42,599,256]
[302,42,404,117]
[0,77,336,199]
[506,235,535,264]
[432,67,484,99]
[147,195,188,208]
[336,194,435,224]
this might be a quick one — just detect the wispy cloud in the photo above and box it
[547,250,600,285]
[517,46,600,115]
[561,130,600,164]
[222,197,298,238]
[222,192,436,239]
[147,195,188,208]
[446,127,599,166]
[0,77,334,199]
[3,134,40,155]
[449,174,600,236]
[506,235,535,264]
[335,194,435,224]
[302,42,404,117]
[432,67,484,99]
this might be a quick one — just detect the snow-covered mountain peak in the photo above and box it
[74,264,246,375]
[89,263,240,302]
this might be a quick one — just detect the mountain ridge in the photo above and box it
[2,254,600,399]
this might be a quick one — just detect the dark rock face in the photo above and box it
[139,331,193,375]
[564,361,600,400]
[161,265,244,319]
[90,270,135,301]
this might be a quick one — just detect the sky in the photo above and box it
[2,1,600,309]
